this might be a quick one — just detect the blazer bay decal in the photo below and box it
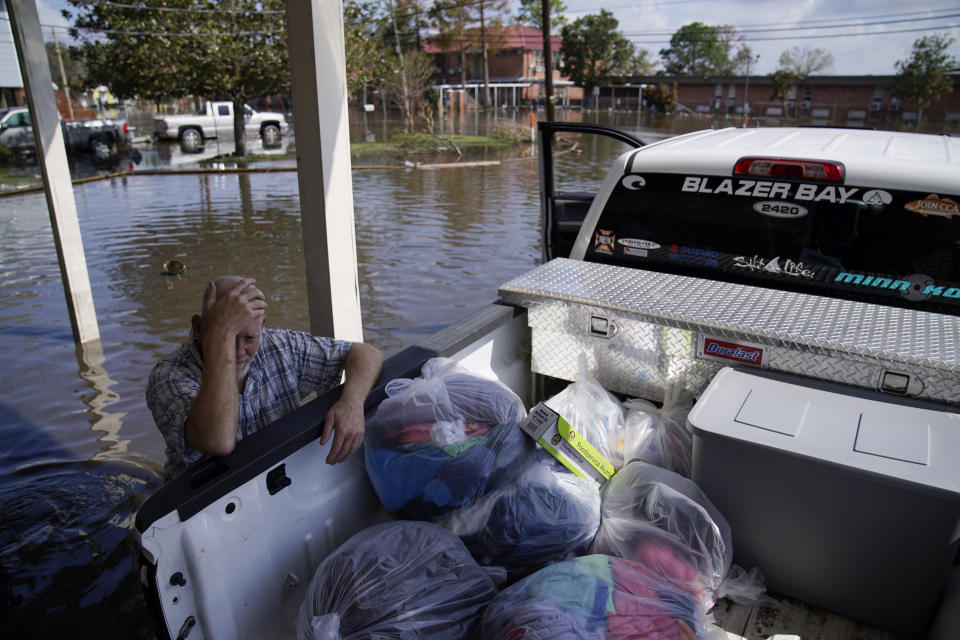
[682,176,859,204]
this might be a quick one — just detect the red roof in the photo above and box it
[422,25,561,54]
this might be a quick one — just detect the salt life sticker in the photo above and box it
[905,194,959,220]
[594,229,615,254]
[698,336,765,366]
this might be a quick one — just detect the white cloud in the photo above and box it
[553,0,960,75]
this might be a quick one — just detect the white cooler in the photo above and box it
[689,367,960,637]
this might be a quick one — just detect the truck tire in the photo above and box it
[90,138,111,161]
[261,123,281,148]
[179,127,203,153]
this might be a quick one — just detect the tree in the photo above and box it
[660,22,729,76]
[717,25,754,75]
[476,0,511,107]
[893,34,958,124]
[430,0,481,91]
[516,0,567,32]
[560,10,637,95]
[778,47,834,78]
[65,0,289,157]
[344,1,392,104]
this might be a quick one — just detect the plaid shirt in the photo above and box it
[146,328,352,481]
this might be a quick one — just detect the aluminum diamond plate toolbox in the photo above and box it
[499,258,960,406]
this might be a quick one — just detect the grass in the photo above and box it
[0,168,41,193]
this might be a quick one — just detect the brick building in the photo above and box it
[423,25,583,108]
[603,74,960,125]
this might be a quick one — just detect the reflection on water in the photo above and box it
[0,109,674,636]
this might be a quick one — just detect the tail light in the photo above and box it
[734,157,844,182]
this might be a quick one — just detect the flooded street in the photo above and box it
[0,108,674,636]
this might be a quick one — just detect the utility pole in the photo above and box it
[541,0,554,121]
[743,54,759,126]
[51,28,74,120]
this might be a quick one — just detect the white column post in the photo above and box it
[284,0,363,341]
[8,0,99,343]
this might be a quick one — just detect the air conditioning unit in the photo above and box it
[869,102,882,112]
[800,100,811,109]
[536,65,545,73]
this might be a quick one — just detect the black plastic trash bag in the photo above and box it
[364,358,534,520]
[480,554,726,640]
[440,452,601,575]
[296,521,499,640]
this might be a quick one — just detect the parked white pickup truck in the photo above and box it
[152,101,289,150]
[136,123,960,640]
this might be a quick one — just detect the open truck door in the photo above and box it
[537,121,644,261]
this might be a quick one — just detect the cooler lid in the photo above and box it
[689,367,960,497]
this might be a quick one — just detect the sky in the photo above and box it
[32,0,960,77]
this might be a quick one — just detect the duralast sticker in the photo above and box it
[519,403,615,484]
[697,336,765,366]
[594,229,615,254]
[905,194,959,219]
[681,176,859,204]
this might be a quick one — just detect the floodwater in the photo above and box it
[0,108,676,637]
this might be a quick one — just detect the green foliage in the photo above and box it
[516,0,567,33]
[64,0,290,156]
[768,68,797,104]
[893,34,958,122]
[659,22,730,75]
[344,1,392,99]
[560,10,637,92]
[644,82,678,112]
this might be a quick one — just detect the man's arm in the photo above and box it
[320,341,383,464]
[185,278,266,456]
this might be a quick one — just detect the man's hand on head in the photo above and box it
[202,277,267,338]
[320,396,365,464]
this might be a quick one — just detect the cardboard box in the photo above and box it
[519,402,616,484]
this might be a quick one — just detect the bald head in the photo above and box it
[200,275,248,318]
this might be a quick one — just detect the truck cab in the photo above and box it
[135,123,960,640]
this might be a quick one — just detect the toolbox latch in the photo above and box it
[879,370,923,397]
[589,315,616,338]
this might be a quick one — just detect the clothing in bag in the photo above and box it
[364,358,534,520]
[296,521,498,640]
[543,354,626,468]
[590,461,772,609]
[622,383,693,476]
[440,452,601,575]
[480,554,725,640]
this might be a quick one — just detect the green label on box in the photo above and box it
[555,415,615,480]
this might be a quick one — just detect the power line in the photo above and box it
[631,23,960,46]
[623,12,960,37]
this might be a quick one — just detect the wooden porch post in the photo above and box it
[284,0,363,341]
[7,0,99,344]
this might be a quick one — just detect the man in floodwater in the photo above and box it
[146,275,382,482]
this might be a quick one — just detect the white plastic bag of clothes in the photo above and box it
[589,461,773,610]
[439,451,601,576]
[364,358,535,520]
[296,521,499,640]
[543,354,626,468]
[480,554,727,640]
[622,383,693,476]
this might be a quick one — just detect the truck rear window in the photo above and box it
[586,172,960,315]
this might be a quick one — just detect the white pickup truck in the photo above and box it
[135,123,960,640]
[152,101,289,151]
